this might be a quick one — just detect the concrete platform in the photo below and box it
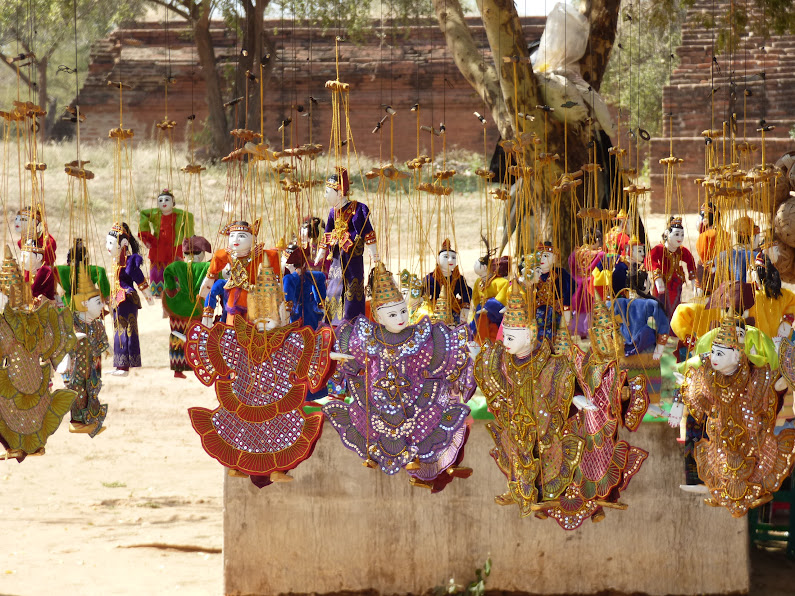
[223,420,750,596]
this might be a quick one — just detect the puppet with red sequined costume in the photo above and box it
[19,235,56,303]
[668,318,795,517]
[645,216,698,318]
[568,229,604,338]
[13,206,56,267]
[314,168,380,324]
[198,220,280,326]
[106,223,155,376]
[138,189,195,297]
[469,236,509,344]
[187,263,341,487]
[324,263,475,492]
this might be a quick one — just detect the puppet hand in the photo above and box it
[459,307,470,322]
[668,402,684,427]
[202,315,214,327]
[775,376,789,393]
[330,352,355,361]
[773,335,784,353]
[673,371,686,385]
[653,343,665,361]
[467,341,481,360]
[141,287,155,305]
[654,278,666,294]
[198,277,213,299]
[563,310,572,325]
[314,248,327,266]
[572,395,598,411]
[56,354,70,375]
[778,321,792,339]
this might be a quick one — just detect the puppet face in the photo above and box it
[666,228,685,250]
[228,231,253,256]
[474,259,489,279]
[537,251,554,273]
[82,295,104,321]
[20,249,43,274]
[629,244,646,264]
[106,233,122,257]
[502,326,534,356]
[376,299,409,333]
[158,194,175,215]
[325,185,346,210]
[735,325,746,344]
[710,344,741,375]
[437,250,458,277]
[14,214,31,235]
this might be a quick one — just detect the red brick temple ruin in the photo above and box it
[69,17,544,160]
[648,0,795,212]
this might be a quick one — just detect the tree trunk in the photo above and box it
[233,0,270,133]
[195,0,230,157]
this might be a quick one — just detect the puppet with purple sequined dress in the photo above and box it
[315,168,379,325]
[323,263,475,492]
[106,223,154,376]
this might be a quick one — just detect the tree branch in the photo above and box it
[148,0,192,22]
[432,0,512,138]
[476,0,541,140]
[578,0,621,91]
[0,49,34,90]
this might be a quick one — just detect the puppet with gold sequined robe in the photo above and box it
[679,321,795,517]
[0,247,77,459]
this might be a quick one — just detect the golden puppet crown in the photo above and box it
[371,263,403,311]
[714,317,741,350]
[73,265,101,311]
[503,281,530,329]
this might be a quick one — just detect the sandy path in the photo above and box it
[0,305,223,596]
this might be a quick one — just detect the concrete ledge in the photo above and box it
[223,420,750,596]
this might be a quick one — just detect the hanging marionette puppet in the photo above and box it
[187,263,340,487]
[568,228,604,338]
[19,235,56,303]
[203,264,231,324]
[314,168,380,324]
[749,255,795,349]
[474,282,634,528]
[668,317,795,517]
[13,205,56,266]
[0,246,77,460]
[695,201,728,287]
[423,238,472,325]
[284,246,326,330]
[299,216,328,274]
[605,208,630,255]
[106,222,155,376]
[199,220,280,325]
[529,241,571,347]
[724,216,762,283]
[57,265,110,437]
[138,189,195,297]
[55,239,111,310]
[470,235,509,343]
[646,216,698,318]
[593,234,646,300]
[323,263,475,492]
[163,236,212,379]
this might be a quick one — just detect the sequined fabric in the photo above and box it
[65,315,110,438]
[0,302,77,456]
[323,316,475,484]
[682,354,795,517]
[185,315,335,477]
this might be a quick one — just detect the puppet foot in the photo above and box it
[409,477,434,490]
[227,469,249,478]
[3,448,26,460]
[679,484,709,494]
[405,458,421,471]
[591,508,606,523]
[110,369,129,377]
[29,447,45,457]
[362,458,379,469]
[174,371,187,379]
[270,471,294,483]
[494,492,515,506]
[445,465,473,478]
[69,422,95,434]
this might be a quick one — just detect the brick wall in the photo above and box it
[649,0,795,212]
[65,17,546,160]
